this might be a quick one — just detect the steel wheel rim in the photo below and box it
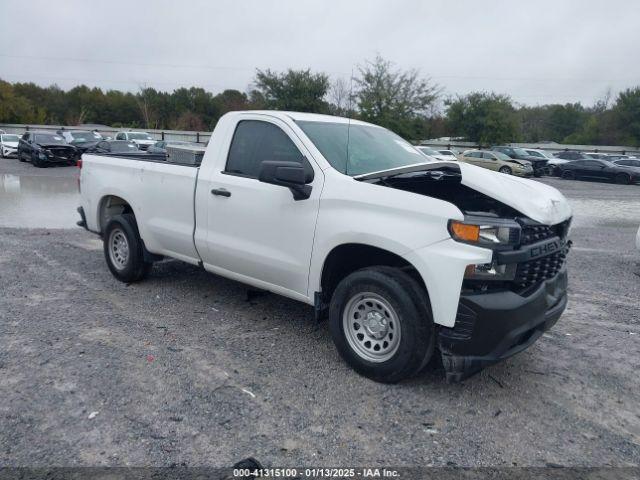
[342,292,401,363]
[108,228,130,270]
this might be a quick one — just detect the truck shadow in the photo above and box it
[147,258,536,389]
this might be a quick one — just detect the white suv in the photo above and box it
[114,131,156,150]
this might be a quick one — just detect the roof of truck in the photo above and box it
[228,110,374,127]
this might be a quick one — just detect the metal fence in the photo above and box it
[418,139,640,156]
[2,123,639,155]
[0,123,212,144]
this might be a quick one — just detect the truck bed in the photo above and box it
[80,153,202,264]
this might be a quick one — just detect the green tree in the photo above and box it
[612,87,640,146]
[354,55,440,139]
[446,92,518,145]
[254,68,330,113]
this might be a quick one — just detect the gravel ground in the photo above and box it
[1,160,640,468]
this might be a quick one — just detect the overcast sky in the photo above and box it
[1,0,638,107]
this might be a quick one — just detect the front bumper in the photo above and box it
[439,267,568,382]
[2,147,17,157]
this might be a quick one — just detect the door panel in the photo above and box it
[199,117,323,299]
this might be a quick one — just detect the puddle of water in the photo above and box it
[0,174,80,228]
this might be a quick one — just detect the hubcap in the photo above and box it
[108,228,129,270]
[342,292,401,363]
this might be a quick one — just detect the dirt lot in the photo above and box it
[1,160,639,468]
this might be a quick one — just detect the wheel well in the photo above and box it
[320,244,426,300]
[98,195,134,233]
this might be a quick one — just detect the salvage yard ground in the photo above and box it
[1,160,639,467]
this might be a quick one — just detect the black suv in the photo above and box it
[491,146,549,177]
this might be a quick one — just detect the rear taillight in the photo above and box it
[77,158,82,169]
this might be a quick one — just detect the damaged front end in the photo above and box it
[358,161,572,382]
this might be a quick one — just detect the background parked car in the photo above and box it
[58,130,104,153]
[17,132,79,167]
[459,149,533,177]
[114,131,156,150]
[613,158,640,168]
[608,154,639,161]
[555,150,592,161]
[146,140,190,154]
[584,152,611,159]
[0,133,20,158]
[416,146,452,161]
[85,140,141,154]
[491,146,548,176]
[558,159,639,184]
[436,149,459,159]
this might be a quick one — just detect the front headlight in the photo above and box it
[449,218,521,281]
[448,218,521,247]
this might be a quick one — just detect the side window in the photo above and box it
[115,133,125,140]
[22,133,30,141]
[572,160,584,166]
[225,120,308,179]
[617,160,630,166]
[482,152,496,160]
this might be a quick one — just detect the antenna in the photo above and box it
[345,66,354,175]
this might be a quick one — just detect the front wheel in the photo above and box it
[103,214,152,283]
[499,166,512,175]
[329,266,435,383]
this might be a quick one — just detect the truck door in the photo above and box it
[199,117,322,300]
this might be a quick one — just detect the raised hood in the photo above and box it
[457,161,571,225]
[356,161,572,226]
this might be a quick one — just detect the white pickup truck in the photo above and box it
[78,111,572,383]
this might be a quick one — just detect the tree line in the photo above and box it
[1,55,639,146]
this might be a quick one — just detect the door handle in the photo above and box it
[211,188,231,197]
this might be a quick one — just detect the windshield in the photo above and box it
[494,151,512,161]
[1,134,20,142]
[69,131,102,143]
[296,121,428,176]
[512,148,531,157]
[418,146,441,156]
[34,134,66,144]
[128,133,154,140]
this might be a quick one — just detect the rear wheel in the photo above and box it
[103,214,152,283]
[615,173,631,185]
[18,150,26,162]
[329,266,435,383]
[499,166,512,175]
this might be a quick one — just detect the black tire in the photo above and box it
[103,213,152,283]
[533,170,542,178]
[18,150,26,162]
[31,151,44,168]
[329,266,435,383]
[561,170,575,180]
[615,173,631,185]
[499,166,512,175]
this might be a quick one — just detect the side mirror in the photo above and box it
[259,161,312,201]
